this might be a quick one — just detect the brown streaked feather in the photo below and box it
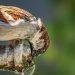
[0,11,8,23]
[39,22,50,52]
[0,5,33,23]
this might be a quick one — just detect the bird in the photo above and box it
[0,5,50,75]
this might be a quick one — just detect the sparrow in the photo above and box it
[0,5,49,75]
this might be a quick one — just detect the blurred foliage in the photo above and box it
[34,0,75,75]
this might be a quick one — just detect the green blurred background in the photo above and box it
[0,0,75,75]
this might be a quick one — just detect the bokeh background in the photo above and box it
[0,0,75,75]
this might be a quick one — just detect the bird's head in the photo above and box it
[0,5,50,57]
